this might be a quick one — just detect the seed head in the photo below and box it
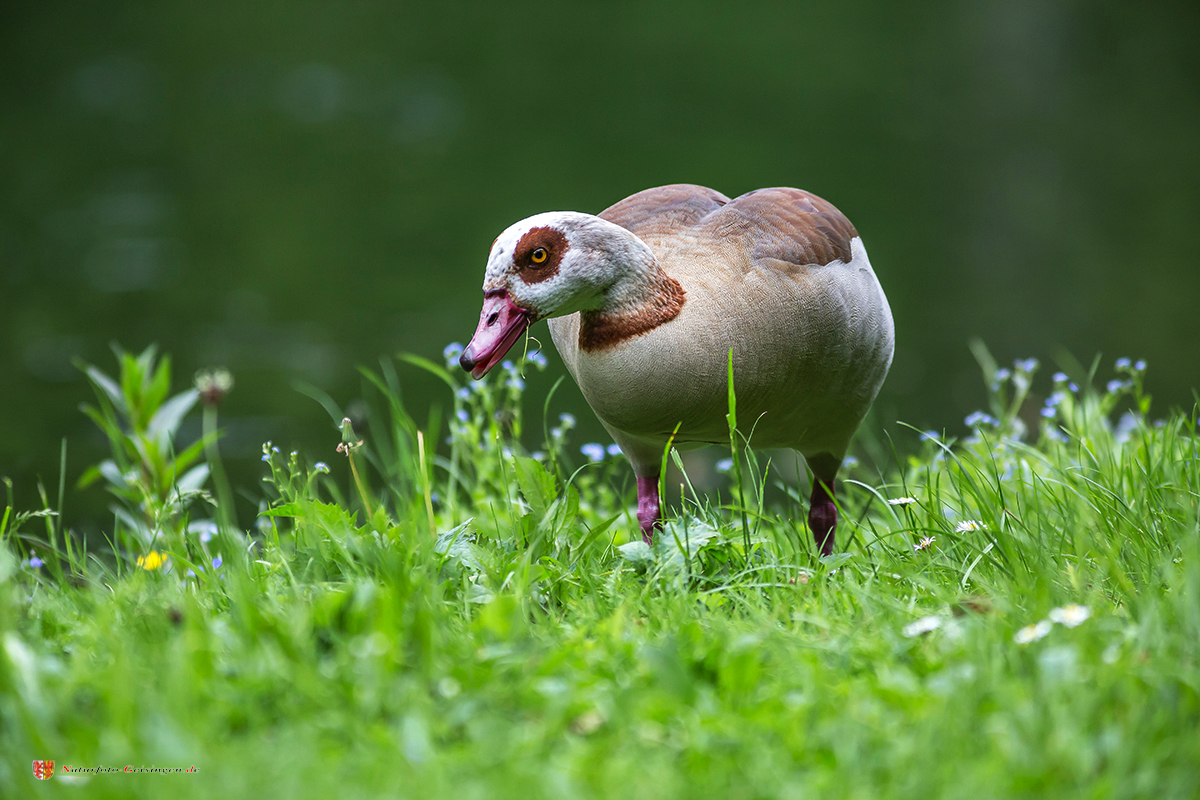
[195,368,234,406]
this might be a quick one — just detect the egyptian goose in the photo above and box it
[460,184,893,555]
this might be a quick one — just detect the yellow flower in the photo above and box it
[137,550,166,570]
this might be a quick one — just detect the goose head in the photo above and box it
[460,211,656,378]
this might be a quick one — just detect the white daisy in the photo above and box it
[955,520,985,533]
[1048,604,1091,628]
[1013,620,1053,644]
[888,497,917,507]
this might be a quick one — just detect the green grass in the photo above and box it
[2,346,1199,799]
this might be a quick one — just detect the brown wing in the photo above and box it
[709,187,859,267]
[602,185,858,268]
[599,184,730,239]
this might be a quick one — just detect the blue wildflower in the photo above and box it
[456,409,470,423]
[1134,359,1146,372]
[529,350,548,369]
[509,376,525,391]
[314,462,330,474]
[262,453,271,462]
[1115,357,1131,370]
[1114,412,1140,443]
[1041,406,1057,418]
[558,413,576,428]
[443,342,464,367]
[1046,391,1066,407]
[456,387,471,401]
[842,455,859,467]
[919,430,939,441]
[606,443,623,457]
[1106,379,1124,394]
[212,555,223,569]
[994,368,1011,382]
[195,522,216,543]
[1052,371,1069,384]
[1015,358,1038,373]
[716,458,734,473]
[28,556,44,569]
[581,443,605,462]
[1068,382,1079,393]
[965,411,999,428]
[501,360,515,373]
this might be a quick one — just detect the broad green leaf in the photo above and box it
[555,483,580,535]
[617,540,653,567]
[84,365,128,415]
[512,456,556,522]
[147,389,199,448]
[260,503,305,518]
[176,463,210,494]
[658,518,722,569]
[466,583,494,604]
[97,460,127,489]
[145,353,172,419]
[120,350,142,412]
[435,519,483,572]
[75,464,104,490]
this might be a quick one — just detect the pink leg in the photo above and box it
[809,480,837,556]
[636,475,661,544]
[807,454,840,557]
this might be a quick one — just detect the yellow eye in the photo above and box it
[531,248,548,264]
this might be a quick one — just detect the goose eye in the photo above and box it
[531,248,548,264]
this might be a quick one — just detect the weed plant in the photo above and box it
[1,343,1198,799]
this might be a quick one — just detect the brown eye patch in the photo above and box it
[513,226,568,284]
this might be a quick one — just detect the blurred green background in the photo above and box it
[2,1,1197,528]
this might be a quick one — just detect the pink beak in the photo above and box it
[460,290,533,379]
